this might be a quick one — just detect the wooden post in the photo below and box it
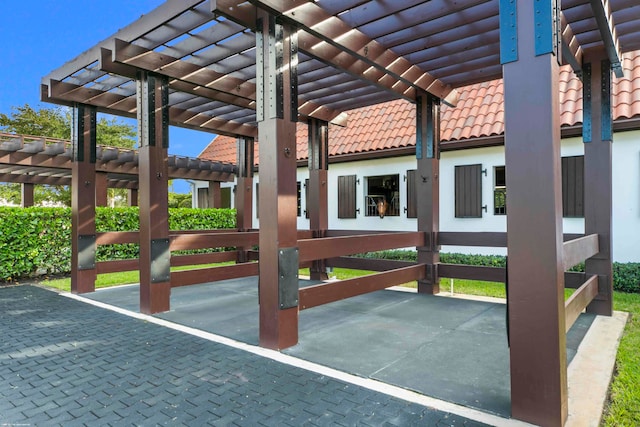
[70,103,97,294]
[502,1,567,424]
[308,118,329,281]
[235,136,254,263]
[415,93,440,294]
[208,181,221,208]
[128,188,138,206]
[96,172,108,206]
[137,71,171,314]
[21,183,34,207]
[583,52,614,316]
[256,12,299,349]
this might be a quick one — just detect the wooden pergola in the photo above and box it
[0,132,235,206]
[42,1,640,425]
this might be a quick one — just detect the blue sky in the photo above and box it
[0,1,218,193]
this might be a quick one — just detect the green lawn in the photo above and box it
[39,268,638,425]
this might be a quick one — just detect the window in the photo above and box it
[338,175,357,218]
[494,166,506,215]
[365,174,399,217]
[406,169,417,218]
[455,164,483,218]
[562,156,584,217]
[255,182,259,218]
[197,187,209,209]
[220,187,231,208]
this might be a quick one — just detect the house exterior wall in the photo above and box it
[194,130,640,262]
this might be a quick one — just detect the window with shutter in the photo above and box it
[562,155,584,217]
[304,178,309,219]
[455,164,483,218]
[406,169,417,218]
[337,175,357,218]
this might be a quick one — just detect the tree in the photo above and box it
[0,103,136,148]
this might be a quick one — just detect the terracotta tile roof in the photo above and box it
[199,50,640,164]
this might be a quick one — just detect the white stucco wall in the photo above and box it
[194,131,640,262]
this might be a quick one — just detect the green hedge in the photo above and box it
[359,250,640,293]
[0,207,236,281]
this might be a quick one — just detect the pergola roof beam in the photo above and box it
[242,0,458,105]
[111,39,347,125]
[561,12,584,76]
[590,0,624,77]
[0,172,71,186]
[46,79,258,137]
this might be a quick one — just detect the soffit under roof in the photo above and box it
[42,0,640,139]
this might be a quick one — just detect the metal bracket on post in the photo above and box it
[77,234,96,270]
[534,0,560,61]
[499,0,518,64]
[278,247,299,309]
[150,238,170,283]
[582,63,592,143]
[601,59,612,142]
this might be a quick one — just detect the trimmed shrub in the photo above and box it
[0,207,236,281]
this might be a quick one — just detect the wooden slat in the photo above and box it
[170,251,237,267]
[96,259,139,274]
[298,232,425,263]
[171,262,259,287]
[325,230,399,237]
[565,275,599,333]
[563,234,599,270]
[96,231,139,245]
[326,257,416,272]
[171,229,239,235]
[299,264,425,310]
[170,231,259,251]
[438,263,506,283]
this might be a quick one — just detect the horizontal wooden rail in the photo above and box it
[563,234,599,271]
[325,230,401,237]
[172,228,239,235]
[170,251,237,267]
[171,262,259,287]
[326,257,416,272]
[96,259,139,274]
[298,232,424,263]
[438,264,507,283]
[170,231,258,251]
[96,231,139,245]
[438,232,585,247]
[299,264,425,310]
[565,275,599,332]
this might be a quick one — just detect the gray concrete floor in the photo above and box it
[85,277,595,418]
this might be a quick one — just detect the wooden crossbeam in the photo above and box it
[590,0,624,77]
[298,232,425,263]
[565,275,599,332]
[0,172,70,186]
[299,264,425,310]
[563,234,599,271]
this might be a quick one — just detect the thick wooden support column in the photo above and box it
[128,188,138,206]
[96,172,108,206]
[256,12,299,349]
[583,53,614,316]
[415,93,440,294]
[208,181,221,208]
[21,183,34,207]
[70,104,97,294]
[502,1,567,425]
[137,71,171,314]
[235,136,254,263]
[308,118,329,280]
